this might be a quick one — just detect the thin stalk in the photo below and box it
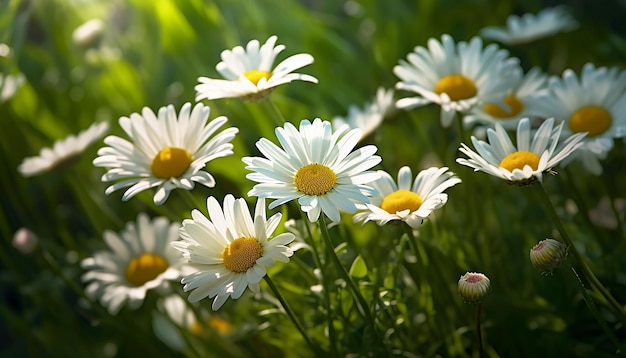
[318,215,378,331]
[534,182,626,326]
[182,190,203,212]
[569,265,623,353]
[476,303,484,358]
[262,97,287,127]
[404,224,460,311]
[402,224,423,290]
[300,211,338,357]
[263,275,324,357]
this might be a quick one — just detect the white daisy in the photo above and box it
[480,6,578,45]
[353,166,461,229]
[81,213,184,315]
[393,34,521,127]
[172,195,295,311]
[463,67,549,130]
[93,102,238,205]
[527,63,626,174]
[242,118,382,223]
[456,117,587,184]
[195,35,318,101]
[18,121,109,177]
[333,87,396,140]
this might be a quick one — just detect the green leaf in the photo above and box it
[349,255,368,278]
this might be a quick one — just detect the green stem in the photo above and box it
[262,97,287,127]
[568,265,623,353]
[263,275,324,357]
[300,211,338,357]
[476,303,484,358]
[404,224,460,311]
[534,182,626,326]
[402,224,423,290]
[182,190,203,212]
[455,111,468,144]
[318,215,378,331]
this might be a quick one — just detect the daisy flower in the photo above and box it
[353,166,461,229]
[480,6,578,45]
[18,121,109,177]
[527,63,626,174]
[393,34,521,127]
[93,102,238,205]
[172,195,295,311]
[242,118,382,223]
[456,117,586,184]
[195,35,318,101]
[463,67,549,130]
[333,87,396,140]
[81,213,184,315]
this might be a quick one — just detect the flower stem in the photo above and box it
[402,224,423,290]
[262,97,287,127]
[263,275,324,357]
[318,215,382,344]
[534,181,626,326]
[300,211,338,357]
[568,265,624,353]
[476,303,484,358]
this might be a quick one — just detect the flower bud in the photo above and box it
[530,238,567,274]
[458,272,490,303]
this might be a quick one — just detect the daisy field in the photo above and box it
[2,1,626,357]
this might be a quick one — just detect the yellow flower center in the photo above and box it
[294,163,337,196]
[151,146,192,179]
[380,190,423,214]
[483,94,524,119]
[568,106,612,137]
[222,237,263,273]
[499,151,540,172]
[434,74,478,101]
[244,69,271,85]
[125,253,169,286]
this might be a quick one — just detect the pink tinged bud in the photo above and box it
[530,238,568,275]
[458,272,491,303]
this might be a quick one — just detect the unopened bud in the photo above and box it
[458,272,490,303]
[530,238,567,274]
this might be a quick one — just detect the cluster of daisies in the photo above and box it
[14,5,623,344]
